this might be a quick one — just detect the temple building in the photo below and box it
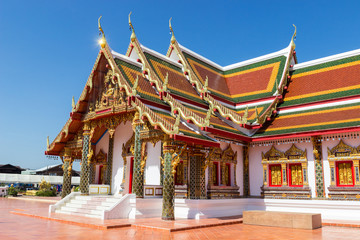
[45,16,360,221]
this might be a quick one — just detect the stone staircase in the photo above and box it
[54,195,122,219]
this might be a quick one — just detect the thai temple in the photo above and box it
[45,15,360,221]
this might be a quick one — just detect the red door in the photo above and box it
[129,157,134,194]
[98,165,103,184]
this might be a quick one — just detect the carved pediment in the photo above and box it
[88,70,127,113]
[94,150,107,164]
[222,145,237,163]
[327,140,357,157]
[207,147,222,161]
[285,144,307,159]
[262,146,285,160]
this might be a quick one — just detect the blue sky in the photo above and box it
[1,0,360,170]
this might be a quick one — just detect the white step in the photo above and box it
[53,194,123,219]
[55,209,102,219]
[60,206,103,215]
[66,203,109,211]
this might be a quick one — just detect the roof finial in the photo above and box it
[163,72,169,92]
[129,12,136,42]
[47,136,50,149]
[291,24,297,47]
[98,16,106,48]
[169,17,176,44]
[72,96,76,111]
[255,106,259,123]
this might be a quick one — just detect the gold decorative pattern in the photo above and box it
[262,146,285,160]
[285,144,307,159]
[328,140,358,157]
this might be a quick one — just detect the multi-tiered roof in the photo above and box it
[45,17,360,156]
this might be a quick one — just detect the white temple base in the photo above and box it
[132,198,360,221]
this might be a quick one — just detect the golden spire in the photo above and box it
[255,106,259,123]
[291,24,297,47]
[98,16,106,48]
[72,96,76,110]
[163,72,169,91]
[204,76,208,92]
[131,75,139,96]
[169,17,176,44]
[129,12,136,42]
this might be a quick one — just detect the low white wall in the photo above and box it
[174,198,360,221]
[104,194,135,219]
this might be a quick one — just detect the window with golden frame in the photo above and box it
[213,162,219,186]
[289,164,303,186]
[337,161,354,186]
[270,164,282,186]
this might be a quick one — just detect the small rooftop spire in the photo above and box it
[291,24,297,47]
[98,16,106,48]
[129,12,136,42]
[169,17,176,44]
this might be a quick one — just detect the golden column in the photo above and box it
[262,164,268,187]
[132,112,144,198]
[80,122,91,194]
[61,147,73,198]
[301,162,309,186]
[281,163,287,186]
[162,136,175,220]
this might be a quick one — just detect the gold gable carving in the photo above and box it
[327,140,357,157]
[208,147,222,161]
[88,71,127,113]
[285,144,307,159]
[262,146,285,160]
[222,145,237,163]
[94,150,107,164]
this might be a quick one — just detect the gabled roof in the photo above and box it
[255,101,360,137]
[46,19,360,154]
[179,44,292,103]
[281,49,360,108]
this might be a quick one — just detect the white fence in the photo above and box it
[0,173,80,185]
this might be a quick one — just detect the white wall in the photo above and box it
[321,136,360,197]
[145,142,161,185]
[230,144,243,195]
[112,121,133,194]
[249,142,315,197]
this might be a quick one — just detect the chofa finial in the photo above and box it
[129,12,134,32]
[98,16,105,38]
[98,16,106,48]
[291,24,297,46]
[169,17,176,43]
[47,136,50,149]
[129,12,136,42]
[169,17,174,35]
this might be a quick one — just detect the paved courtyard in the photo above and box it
[2,198,360,240]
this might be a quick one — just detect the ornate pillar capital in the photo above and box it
[83,121,91,135]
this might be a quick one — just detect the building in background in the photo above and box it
[0,164,25,174]
[34,164,80,177]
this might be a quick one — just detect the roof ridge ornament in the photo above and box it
[129,12,136,42]
[169,17,176,44]
[47,136,50,150]
[98,16,106,48]
[72,96,76,111]
[291,24,297,47]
